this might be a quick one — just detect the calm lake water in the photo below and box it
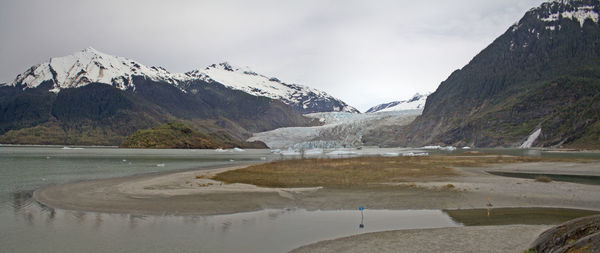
[1,146,599,252]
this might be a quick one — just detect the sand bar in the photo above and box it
[34,162,600,215]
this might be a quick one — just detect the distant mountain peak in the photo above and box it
[207,62,235,72]
[9,47,187,93]
[82,46,100,54]
[539,0,599,26]
[366,93,430,113]
[505,0,599,52]
[205,62,259,76]
[516,0,600,31]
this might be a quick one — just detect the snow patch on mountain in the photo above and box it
[535,0,599,27]
[365,93,429,113]
[187,62,358,113]
[10,47,189,93]
[508,0,599,50]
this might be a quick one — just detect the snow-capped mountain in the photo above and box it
[6,48,357,114]
[186,62,359,113]
[10,47,188,93]
[365,93,429,113]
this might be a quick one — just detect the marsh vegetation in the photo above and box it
[213,155,571,189]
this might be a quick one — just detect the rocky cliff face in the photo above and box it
[397,0,600,148]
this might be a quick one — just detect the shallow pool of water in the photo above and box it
[487,171,600,185]
[4,201,461,253]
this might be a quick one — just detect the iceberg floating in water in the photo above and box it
[403,152,429,157]
[327,150,357,156]
[280,148,300,156]
[281,151,300,156]
[421,146,456,151]
[304,149,324,156]
[440,146,457,151]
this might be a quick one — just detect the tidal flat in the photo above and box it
[3,146,600,252]
[31,149,600,252]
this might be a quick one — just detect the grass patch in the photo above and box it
[445,208,600,226]
[213,155,566,189]
[535,176,553,183]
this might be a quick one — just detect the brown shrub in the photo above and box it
[535,176,552,183]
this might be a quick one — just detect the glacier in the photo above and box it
[248,109,422,149]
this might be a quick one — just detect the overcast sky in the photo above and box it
[0,0,546,111]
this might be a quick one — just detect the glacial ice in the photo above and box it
[248,110,421,149]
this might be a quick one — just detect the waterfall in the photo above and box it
[520,128,542,149]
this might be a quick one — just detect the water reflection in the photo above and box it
[11,204,460,252]
[10,190,44,226]
[359,206,365,229]
[8,195,599,253]
[93,213,103,230]
[129,215,147,229]
[39,203,56,223]
[11,190,34,212]
[221,221,232,232]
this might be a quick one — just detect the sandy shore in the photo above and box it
[290,225,552,253]
[34,163,321,216]
[34,161,600,252]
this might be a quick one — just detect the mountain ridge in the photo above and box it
[395,0,600,149]
[0,72,315,146]
[5,48,357,114]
